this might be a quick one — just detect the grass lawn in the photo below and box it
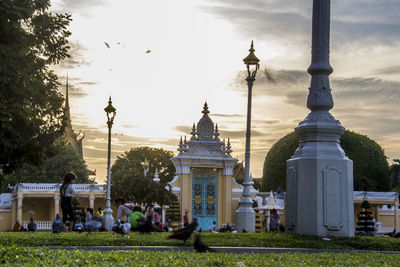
[1,232,400,251]
[1,245,400,266]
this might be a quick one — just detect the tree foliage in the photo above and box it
[2,140,91,190]
[0,0,71,174]
[390,159,400,193]
[110,147,177,205]
[262,130,390,192]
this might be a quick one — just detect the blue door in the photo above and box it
[192,168,218,231]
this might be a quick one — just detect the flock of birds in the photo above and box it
[27,215,216,253]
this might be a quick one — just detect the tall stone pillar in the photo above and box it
[180,172,192,222]
[17,197,23,224]
[223,168,233,224]
[10,198,16,229]
[395,196,399,232]
[286,0,354,237]
[54,196,60,218]
[89,195,95,209]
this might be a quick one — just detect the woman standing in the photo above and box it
[60,172,78,231]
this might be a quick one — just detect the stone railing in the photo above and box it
[12,183,106,193]
[354,191,398,200]
[23,221,52,230]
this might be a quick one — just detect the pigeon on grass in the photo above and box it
[167,218,198,245]
[73,217,84,233]
[27,217,37,232]
[52,214,64,234]
[112,220,131,237]
[84,217,102,234]
[194,234,217,253]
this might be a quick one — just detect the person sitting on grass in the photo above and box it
[115,197,134,221]
[13,221,21,232]
[97,207,104,217]
[129,205,145,230]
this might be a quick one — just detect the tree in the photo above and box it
[262,130,390,192]
[0,0,71,174]
[390,159,400,193]
[110,147,177,205]
[3,140,91,189]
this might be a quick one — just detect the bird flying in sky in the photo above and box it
[104,42,110,49]
[146,49,151,54]
[263,67,276,84]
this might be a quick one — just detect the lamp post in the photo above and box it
[236,41,260,233]
[103,96,116,231]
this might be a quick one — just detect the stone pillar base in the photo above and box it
[286,157,354,237]
[236,197,255,233]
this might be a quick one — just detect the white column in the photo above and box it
[10,198,16,229]
[395,197,399,232]
[162,206,166,225]
[54,197,60,217]
[89,197,95,209]
[17,197,23,224]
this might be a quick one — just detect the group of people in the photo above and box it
[115,197,169,231]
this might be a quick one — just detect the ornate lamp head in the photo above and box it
[243,40,260,77]
[104,96,116,124]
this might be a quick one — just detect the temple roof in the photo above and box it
[173,103,235,160]
[62,75,84,157]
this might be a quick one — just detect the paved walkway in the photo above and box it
[46,246,400,254]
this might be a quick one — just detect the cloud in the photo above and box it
[374,65,400,75]
[220,129,264,139]
[174,126,192,134]
[55,0,108,16]
[58,41,91,69]
[202,0,400,49]
[58,76,100,98]
[211,113,244,118]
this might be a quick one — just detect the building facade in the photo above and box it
[0,183,106,231]
[170,103,258,231]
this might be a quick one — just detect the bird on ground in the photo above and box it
[194,234,217,253]
[167,218,198,245]
[84,217,102,234]
[27,217,37,232]
[242,229,247,233]
[112,220,131,237]
[73,217,83,233]
[135,216,162,234]
[52,214,64,234]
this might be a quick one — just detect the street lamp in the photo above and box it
[236,41,260,233]
[103,96,116,231]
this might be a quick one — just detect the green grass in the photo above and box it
[1,232,400,251]
[1,245,399,266]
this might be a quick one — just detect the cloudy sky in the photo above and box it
[50,0,400,182]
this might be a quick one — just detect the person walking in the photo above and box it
[60,172,79,231]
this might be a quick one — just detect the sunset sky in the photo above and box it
[50,0,400,182]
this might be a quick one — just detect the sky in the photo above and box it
[49,0,400,183]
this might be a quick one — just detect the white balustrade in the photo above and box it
[23,221,52,230]
[13,183,106,193]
